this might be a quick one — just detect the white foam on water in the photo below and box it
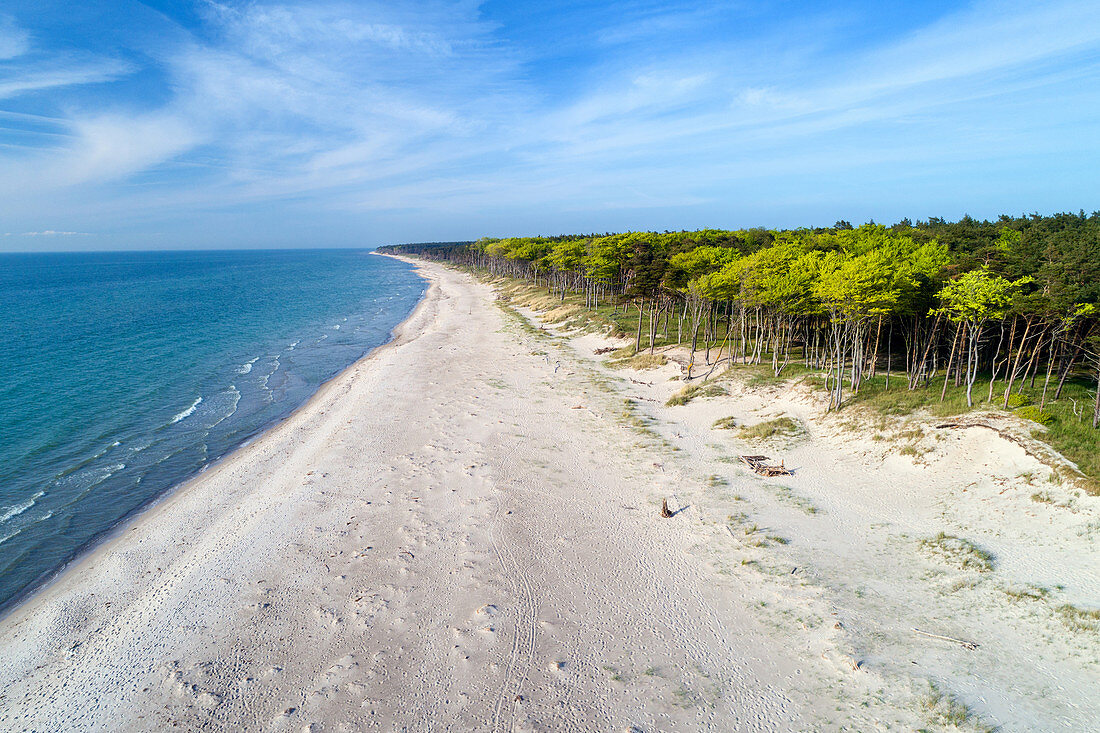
[0,490,45,524]
[236,356,259,375]
[171,396,202,424]
[207,385,242,430]
[287,340,300,350]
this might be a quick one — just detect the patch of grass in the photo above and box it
[1030,491,1055,504]
[671,686,701,709]
[667,383,704,406]
[771,485,821,515]
[712,416,738,429]
[1056,603,1100,633]
[919,682,996,732]
[706,474,728,487]
[609,352,668,370]
[1002,584,1049,603]
[919,532,995,572]
[738,416,803,441]
[617,398,660,439]
[601,664,626,682]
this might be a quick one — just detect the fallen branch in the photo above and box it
[739,455,793,477]
[912,627,979,650]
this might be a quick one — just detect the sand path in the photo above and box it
[0,260,846,731]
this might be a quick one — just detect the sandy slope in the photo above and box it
[1,259,1095,731]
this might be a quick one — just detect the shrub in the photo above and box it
[1015,405,1053,425]
[1006,392,1033,408]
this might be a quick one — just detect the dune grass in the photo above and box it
[739,417,802,441]
[919,532,995,572]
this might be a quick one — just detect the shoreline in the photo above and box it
[0,253,435,623]
[1,258,1094,731]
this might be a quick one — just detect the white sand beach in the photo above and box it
[1,258,1097,731]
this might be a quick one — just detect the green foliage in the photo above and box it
[738,417,802,440]
[932,267,1025,324]
[1015,405,1053,425]
[1005,393,1033,408]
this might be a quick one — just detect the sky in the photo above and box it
[1,0,1099,250]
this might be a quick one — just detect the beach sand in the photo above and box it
[1,258,1096,731]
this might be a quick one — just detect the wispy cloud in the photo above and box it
[4,230,92,236]
[1,0,1099,247]
[0,15,30,60]
[0,61,134,100]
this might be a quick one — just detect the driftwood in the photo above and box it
[660,499,673,518]
[912,627,979,651]
[740,455,793,477]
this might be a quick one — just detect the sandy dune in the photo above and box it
[1,258,1096,731]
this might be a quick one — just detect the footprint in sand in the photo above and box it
[475,603,499,633]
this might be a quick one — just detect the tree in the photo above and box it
[932,269,1027,406]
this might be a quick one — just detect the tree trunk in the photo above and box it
[941,322,961,402]
[1003,317,1035,408]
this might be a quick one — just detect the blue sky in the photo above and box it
[1,0,1099,250]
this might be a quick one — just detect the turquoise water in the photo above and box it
[0,249,424,611]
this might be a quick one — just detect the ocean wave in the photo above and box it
[236,357,259,375]
[206,385,241,430]
[259,356,280,394]
[0,490,45,524]
[171,396,202,424]
[287,340,300,351]
[331,324,341,330]
[0,509,55,547]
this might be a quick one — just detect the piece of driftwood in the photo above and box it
[912,627,979,650]
[660,499,673,518]
[739,455,793,477]
[594,346,617,355]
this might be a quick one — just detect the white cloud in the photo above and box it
[0,15,30,60]
[0,60,134,100]
[4,230,92,236]
[61,113,203,184]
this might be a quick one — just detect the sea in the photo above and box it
[0,249,425,612]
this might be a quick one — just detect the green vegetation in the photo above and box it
[739,417,802,441]
[919,532,995,572]
[380,213,1100,488]
[712,416,738,429]
[919,682,997,732]
[1056,603,1100,633]
[609,352,667,369]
